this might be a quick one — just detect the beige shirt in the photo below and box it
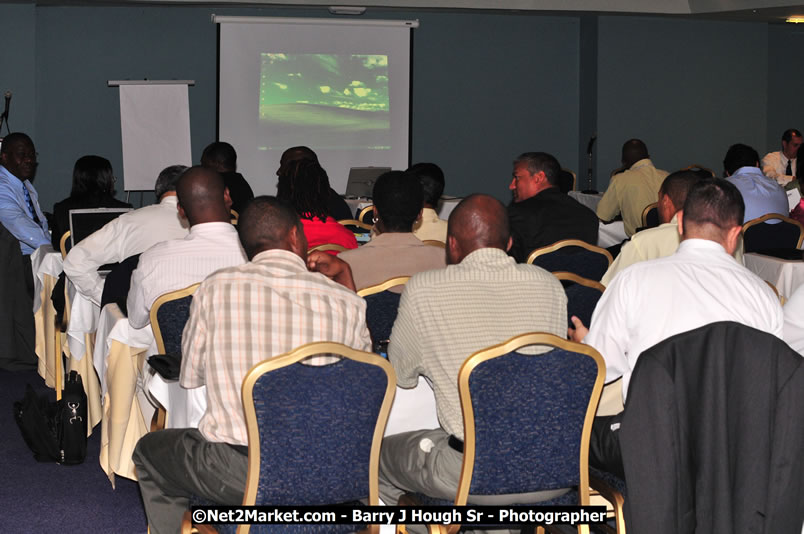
[597,158,668,237]
[339,232,446,292]
[388,248,567,439]
[413,207,448,243]
[600,215,745,287]
[181,249,371,445]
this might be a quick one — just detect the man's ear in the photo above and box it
[506,236,513,252]
[177,203,187,220]
[724,224,742,255]
[676,210,684,236]
[223,187,233,212]
[288,224,307,257]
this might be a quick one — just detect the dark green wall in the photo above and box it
[0,4,795,211]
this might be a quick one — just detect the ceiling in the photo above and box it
[17,0,804,24]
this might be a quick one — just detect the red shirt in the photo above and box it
[301,217,358,255]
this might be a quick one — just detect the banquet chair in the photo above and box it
[182,341,396,534]
[358,205,375,225]
[59,230,71,258]
[560,168,577,193]
[230,209,239,225]
[640,202,659,229]
[338,218,374,233]
[398,333,605,534]
[680,164,715,177]
[357,276,410,354]
[422,239,446,248]
[742,213,804,252]
[553,272,605,329]
[308,243,347,254]
[148,283,200,430]
[527,239,613,282]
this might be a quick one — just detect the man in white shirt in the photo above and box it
[761,128,802,186]
[127,166,247,329]
[63,166,190,306]
[570,178,784,478]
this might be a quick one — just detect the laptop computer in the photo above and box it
[344,167,391,199]
[68,208,133,249]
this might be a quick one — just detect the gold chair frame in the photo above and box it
[308,243,347,254]
[181,342,396,534]
[641,202,658,228]
[553,271,606,293]
[526,239,614,267]
[148,283,200,431]
[742,213,804,249]
[563,167,578,191]
[358,205,375,225]
[338,219,373,232]
[421,239,446,249]
[230,209,239,225]
[426,333,605,534]
[356,276,410,297]
[59,230,71,259]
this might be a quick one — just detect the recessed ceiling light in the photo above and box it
[786,16,804,23]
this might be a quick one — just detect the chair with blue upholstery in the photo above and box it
[641,202,659,230]
[147,283,199,430]
[527,239,613,282]
[357,276,410,354]
[554,272,605,329]
[182,341,396,534]
[742,213,804,253]
[398,332,605,534]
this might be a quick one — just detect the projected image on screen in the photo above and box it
[259,53,390,150]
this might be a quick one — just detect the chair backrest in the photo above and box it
[338,219,373,233]
[357,205,375,225]
[742,213,804,252]
[308,243,347,254]
[641,202,659,229]
[59,230,71,259]
[456,333,605,506]
[230,209,239,225]
[357,276,410,353]
[150,283,199,355]
[421,239,446,249]
[527,239,614,281]
[240,342,396,514]
[560,168,577,193]
[554,272,605,328]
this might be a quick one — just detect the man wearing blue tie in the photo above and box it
[0,132,49,255]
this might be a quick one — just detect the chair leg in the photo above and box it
[54,329,62,401]
[150,406,167,432]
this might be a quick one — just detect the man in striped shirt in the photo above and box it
[379,194,568,517]
[132,196,370,534]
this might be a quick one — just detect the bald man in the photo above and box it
[597,139,669,236]
[378,194,569,519]
[126,166,247,329]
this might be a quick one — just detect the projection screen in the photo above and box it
[215,16,417,196]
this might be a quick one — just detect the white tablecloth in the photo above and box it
[66,279,101,361]
[30,245,63,313]
[744,252,804,299]
[598,221,627,248]
[569,190,603,212]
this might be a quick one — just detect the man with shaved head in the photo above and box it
[127,166,247,329]
[133,195,370,533]
[378,194,568,516]
[597,138,668,236]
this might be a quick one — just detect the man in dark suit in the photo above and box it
[507,151,598,262]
